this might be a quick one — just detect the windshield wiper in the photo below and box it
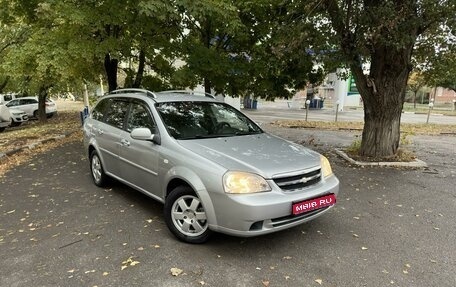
[234,131,262,136]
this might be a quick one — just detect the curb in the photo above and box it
[0,130,79,162]
[334,148,428,168]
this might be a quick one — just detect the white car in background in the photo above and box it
[5,97,57,119]
[9,108,29,127]
[0,103,29,131]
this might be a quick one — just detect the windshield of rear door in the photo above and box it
[156,101,263,140]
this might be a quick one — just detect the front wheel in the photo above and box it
[10,121,21,127]
[164,186,211,244]
[90,150,109,187]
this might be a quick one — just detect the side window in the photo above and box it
[6,100,18,107]
[104,99,129,129]
[92,99,109,121]
[126,102,156,133]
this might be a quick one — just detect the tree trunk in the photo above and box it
[204,77,211,95]
[37,85,49,122]
[0,76,9,93]
[350,46,413,158]
[133,49,146,88]
[104,53,118,92]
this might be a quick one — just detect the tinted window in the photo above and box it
[104,99,129,129]
[126,101,156,133]
[92,99,109,121]
[6,100,19,107]
[156,101,262,139]
[20,99,37,105]
[3,95,13,102]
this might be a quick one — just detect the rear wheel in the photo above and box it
[90,150,108,187]
[33,110,39,119]
[164,186,211,244]
[0,127,5,132]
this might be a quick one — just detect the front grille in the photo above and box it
[273,169,321,191]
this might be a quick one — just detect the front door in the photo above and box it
[118,100,160,198]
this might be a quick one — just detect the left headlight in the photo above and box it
[320,155,333,178]
[223,171,271,194]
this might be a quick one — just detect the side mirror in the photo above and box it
[130,128,161,145]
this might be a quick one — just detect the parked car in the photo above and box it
[5,97,57,119]
[83,89,339,243]
[0,104,29,131]
[0,103,11,132]
[8,108,29,127]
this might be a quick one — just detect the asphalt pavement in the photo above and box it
[0,111,455,286]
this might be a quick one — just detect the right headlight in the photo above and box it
[223,171,271,194]
[320,155,333,178]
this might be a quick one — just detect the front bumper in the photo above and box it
[207,175,339,237]
[11,114,28,123]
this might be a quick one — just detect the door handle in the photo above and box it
[120,139,130,147]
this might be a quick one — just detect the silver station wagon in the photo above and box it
[83,89,339,243]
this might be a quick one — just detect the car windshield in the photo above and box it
[156,101,263,140]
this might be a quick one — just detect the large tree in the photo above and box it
[312,0,455,157]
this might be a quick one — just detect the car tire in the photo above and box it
[33,110,39,119]
[89,150,109,187]
[10,121,21,127]
[164,186,212,244]
[0,127,5,132]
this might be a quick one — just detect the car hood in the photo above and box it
[177,133,321,178]
[8,108,26,114]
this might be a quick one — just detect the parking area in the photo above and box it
[0,102,455,286]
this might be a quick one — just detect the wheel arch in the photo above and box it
[164,168,218,227]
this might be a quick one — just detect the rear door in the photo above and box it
[94,98,129,177]
[118,100,160,197]
[20,99,38,117]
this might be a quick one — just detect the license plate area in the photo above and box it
[292,194,336,216]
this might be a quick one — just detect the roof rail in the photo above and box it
[109,88,157,99]
[157,90,216,99]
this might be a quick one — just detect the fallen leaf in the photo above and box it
[353,216,360,220]
[256,267,262,270]
[262,280,270,286]
[282,256,292,260]
[102,272,109,276]
[361,247,368,250]
[403,270,408,274]
[130,261,140,266]
[430,259,437,263]
[315,279,323,285]
[171,267,183,276]
[137,247,144,251]
[352,234,359,238]
[405,263,411,268]
[146,219,153,223]
[121,266,128,271]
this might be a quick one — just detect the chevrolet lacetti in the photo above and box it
[83,89,339,243]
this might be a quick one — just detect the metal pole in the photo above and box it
[83,84,89,108]
[426,102,434,124]
[305,100,310,121]
[335,103,339,122]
